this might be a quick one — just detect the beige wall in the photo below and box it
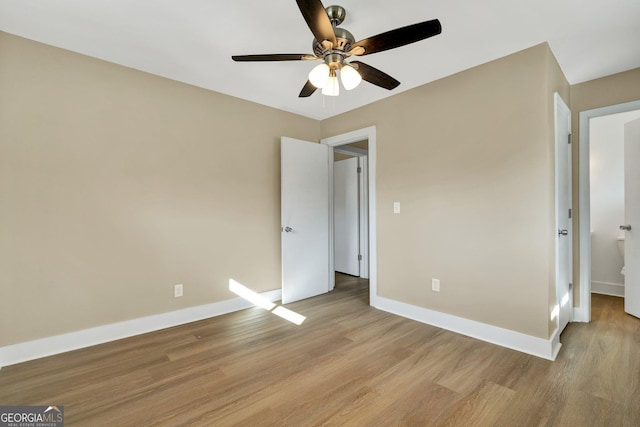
[322,43,567,339]
[1,30,595,348]
[569,68,640,307]
[0,32,320,346]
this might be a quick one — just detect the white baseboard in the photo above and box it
[0,289,282,369]
[374,296,561,361]
[591,281,624,297]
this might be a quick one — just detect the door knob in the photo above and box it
[620,224,632,231]
[283,226,293,233]
[558,229,568,236]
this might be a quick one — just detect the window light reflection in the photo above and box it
[272,306,306,325]
[229,279,306,325]
[229,279,276,310]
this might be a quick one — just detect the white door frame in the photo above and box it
[333,147,369,280]
[321,126,378,307]
[357,156,369,279]
[333,156,361,277]
[576,99,640,322]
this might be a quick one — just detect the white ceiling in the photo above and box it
[1,0,639,120]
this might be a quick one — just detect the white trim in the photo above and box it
[358,156,369,279]
[328,148,335,291]
[376,296,561,361]
[329,150,370,279]
[0,289,282,369]
[572,307,590,323]
[334,146,368,157]
[591,281,625,297]
[577,99,640,323]
[321,126,378,306]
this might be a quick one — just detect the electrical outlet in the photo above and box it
[431,278,440,292]
[174,284,184,298]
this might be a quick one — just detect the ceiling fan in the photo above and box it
[232,0,442,97]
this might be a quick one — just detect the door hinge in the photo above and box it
[569,282,573,290]
[358,254,362,261]
[357,166,362,173]
[568,133,572,144]
[568,208,572,219]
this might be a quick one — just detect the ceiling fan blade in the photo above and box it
[350,19,441,56]
[350,61,400,90]
[296,0,337,49]
[232,54,318,62]
[299,80,318,97]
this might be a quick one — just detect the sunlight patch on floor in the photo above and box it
[229,279,276,310]
[272,306,306,325]
[229,279,306,325]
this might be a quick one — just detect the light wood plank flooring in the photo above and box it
[1,275,639,426]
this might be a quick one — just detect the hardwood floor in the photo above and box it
[1,277,639,426]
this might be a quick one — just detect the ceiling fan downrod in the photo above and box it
[325,5,346,27]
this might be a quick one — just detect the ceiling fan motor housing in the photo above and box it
[312,29,354,71]
[313,27,354,53]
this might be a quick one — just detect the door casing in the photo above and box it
[321,126,378,306]
[334,146,369,280]
[576,99,640,322]
[333,157,360,276]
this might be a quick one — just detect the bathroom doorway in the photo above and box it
[578,100,640,321]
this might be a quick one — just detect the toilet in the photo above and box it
[617,236,625,275]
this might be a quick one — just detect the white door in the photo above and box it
[624,118,640,318]
[281,137,330,304]
[555,93,572,333]
[334,157,360,276]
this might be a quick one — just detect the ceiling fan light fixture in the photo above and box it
[322,69,339,96]
[308,63,330,88]
[340,64,362,90]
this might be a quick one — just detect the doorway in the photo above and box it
[333,142,369,280]
[577,100,640,321]
[321,126,378,307]
[589,110,640,298]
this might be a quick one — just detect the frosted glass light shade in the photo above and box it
[308,63,330,88]
[340,64,362,90]
[322,75,339,96]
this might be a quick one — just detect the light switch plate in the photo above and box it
[393,202,401,214]
[174,284,184,298]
